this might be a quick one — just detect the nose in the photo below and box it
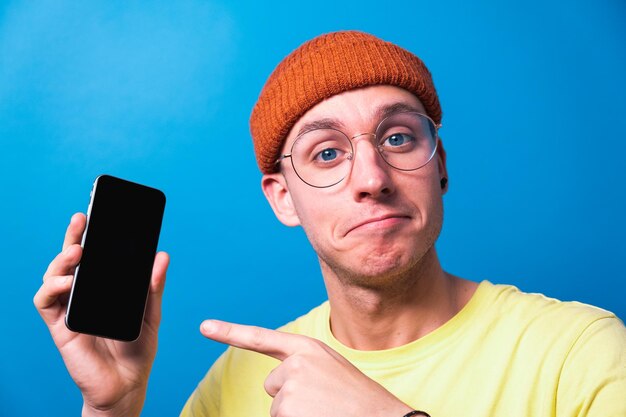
[347,134,395,200]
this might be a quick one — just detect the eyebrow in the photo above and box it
[294,101,423,138]
[295,118,346,137]
[374,102,423,121]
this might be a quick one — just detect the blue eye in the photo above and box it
[318,148,338,161]
[384,133,413,147]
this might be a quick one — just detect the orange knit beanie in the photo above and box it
[249,30,442,174]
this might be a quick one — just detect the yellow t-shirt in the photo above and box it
[180,281,626,416]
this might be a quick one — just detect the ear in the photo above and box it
[261,173,301,227]
[436,138,449,194]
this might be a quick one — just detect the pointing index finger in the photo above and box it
[201,320,307,361]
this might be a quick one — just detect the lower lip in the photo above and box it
[348,217,410,234]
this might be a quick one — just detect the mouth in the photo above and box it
[345,213,411,236]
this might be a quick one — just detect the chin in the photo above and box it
[317,214,444,289]
[334,248,423,289]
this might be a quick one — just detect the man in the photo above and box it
[35,31,626,417]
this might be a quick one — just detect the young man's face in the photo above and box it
[263,85,447,287]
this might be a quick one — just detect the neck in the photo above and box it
[321,247,477,350]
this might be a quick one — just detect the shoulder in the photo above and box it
[480,281,620,332]
[468,282,626,414]
[472,281,626,369]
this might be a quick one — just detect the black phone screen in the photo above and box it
[65,175,166,341]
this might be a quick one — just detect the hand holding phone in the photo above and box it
[34,176,169,417]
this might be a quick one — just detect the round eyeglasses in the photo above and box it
[276,112,440,188]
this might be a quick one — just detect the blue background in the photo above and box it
[1,0,624,416]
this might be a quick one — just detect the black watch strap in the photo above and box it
[403,411,431,417]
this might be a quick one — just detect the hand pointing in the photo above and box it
[200,320,414,417]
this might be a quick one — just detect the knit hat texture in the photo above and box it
[250,30,442,174]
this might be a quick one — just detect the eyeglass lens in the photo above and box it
[289,112,438,188]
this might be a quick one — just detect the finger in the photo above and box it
[200,320,312,361]
[269,387,285,417]
[33,274,74,325]
[43,244,82,281]
[264,363,285,398]
[62,213,86,251]
[142,252,170,334]
[149,251,169,295]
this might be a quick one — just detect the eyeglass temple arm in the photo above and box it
[275,154,292,166]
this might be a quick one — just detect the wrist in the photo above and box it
[81,380,148,417]
[82,403,142,417]
[81,394,145,417]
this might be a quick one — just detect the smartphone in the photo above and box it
[65,174,166,341]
